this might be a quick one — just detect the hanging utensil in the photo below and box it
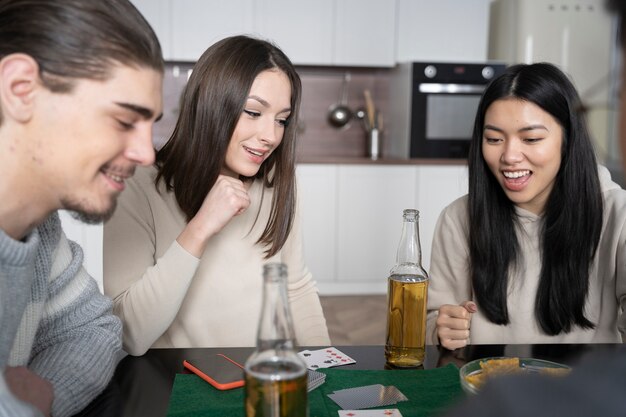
[363,89,376,130]
[327,72,353,129]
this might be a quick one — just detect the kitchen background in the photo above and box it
[62,0,620,301]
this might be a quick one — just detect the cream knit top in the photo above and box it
[104,166,330,355]
[427,166,626,345]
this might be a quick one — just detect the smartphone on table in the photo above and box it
[183,353,244,390]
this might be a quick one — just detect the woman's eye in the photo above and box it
[244,110,260,118]
[524,137,543,143]
[277,118,289,127]
[484,137,501,144]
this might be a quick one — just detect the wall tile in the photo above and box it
[157,63,391,158]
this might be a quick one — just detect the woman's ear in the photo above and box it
[0,53,40,123]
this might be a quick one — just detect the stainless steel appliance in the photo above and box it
[388,62,506,159]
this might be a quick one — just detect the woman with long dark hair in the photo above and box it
[426,62,626,349]
[103,35,330,355]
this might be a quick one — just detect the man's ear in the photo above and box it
[0,53,40,123]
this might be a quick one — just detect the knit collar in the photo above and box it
[514,205,541,224]
[0,226,40,267]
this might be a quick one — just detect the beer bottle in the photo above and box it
[244,263,308,417]
[385,209,429,367]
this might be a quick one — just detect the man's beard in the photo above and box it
[64,199,117,225]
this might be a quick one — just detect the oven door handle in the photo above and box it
[418,83,486,94]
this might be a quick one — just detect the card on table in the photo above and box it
[337,410,403,416]
[307,369,326,391]
[328,384,408,410]
[298,347,356,370]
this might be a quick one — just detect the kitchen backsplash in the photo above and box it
[155,62,391,159]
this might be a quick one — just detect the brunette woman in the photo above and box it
[104,35,330,355]
[427,62,626,349]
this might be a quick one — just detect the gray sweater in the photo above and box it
[0,213,122,417]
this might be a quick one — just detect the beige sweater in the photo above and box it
[427,166,626,345]
[103,166,330,355]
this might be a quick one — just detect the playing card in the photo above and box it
[298,347,356,370]
[337,410,403,416]
[328,384,408,410]
[307,369,326,392]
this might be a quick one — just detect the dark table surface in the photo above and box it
[76,343,624,417]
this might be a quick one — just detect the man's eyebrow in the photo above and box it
[115,102,163,121]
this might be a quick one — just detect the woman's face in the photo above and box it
[482,98,563,215]
[222,69,292,179]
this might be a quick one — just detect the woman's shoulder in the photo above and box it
[598,165,626,206]
[117,165,174,212]
[130,165,159,188]
[441,194,469,217]
[433,194,469,236]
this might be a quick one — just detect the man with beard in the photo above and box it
[0,0,163,416]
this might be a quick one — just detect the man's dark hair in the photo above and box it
[0,0,163,94]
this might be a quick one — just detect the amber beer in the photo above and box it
[244,358,307,417]
[385,274,428,367]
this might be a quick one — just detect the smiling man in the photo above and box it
[0,0,163,416]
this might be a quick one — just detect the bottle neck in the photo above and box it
[392,211,427,277]
[256,264,296,352]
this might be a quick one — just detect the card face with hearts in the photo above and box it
[298,347,356,370]
[337,409,403,416]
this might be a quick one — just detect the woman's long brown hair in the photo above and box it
[155,35,301,258]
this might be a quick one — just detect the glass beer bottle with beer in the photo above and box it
[385,209,429,367]
[244,263,308,417]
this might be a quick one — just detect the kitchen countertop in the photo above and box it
[296,156,467,165]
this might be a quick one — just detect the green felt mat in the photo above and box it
[166,363,464,417]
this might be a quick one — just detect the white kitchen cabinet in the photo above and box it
[256,0,334,65]
[131,0,171,58]
[297,163,467,295]
[297,165,338,285]
[335,165,416,292]
[395,0,491,63]
[415,165,468,271]
[334,0,397,67]
[163,0,396,66]
[59,211,104,292]
[169,0,255,61]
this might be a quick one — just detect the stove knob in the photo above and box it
[424,65,437,78]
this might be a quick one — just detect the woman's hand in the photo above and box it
[436,301,477,350]
[177,175,251,257]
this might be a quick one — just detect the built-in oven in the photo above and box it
[388,62,506,159]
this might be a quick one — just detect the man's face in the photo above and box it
[30,64,163,222]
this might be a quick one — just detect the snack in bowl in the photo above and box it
[460,357,571,395]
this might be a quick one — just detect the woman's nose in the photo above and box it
[500,139,523,164]
[259,119,280,146]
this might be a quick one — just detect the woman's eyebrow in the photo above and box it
[248,95,291,113]
[518,124,549,132]
[483,124,549,132]
[484,124,503,132]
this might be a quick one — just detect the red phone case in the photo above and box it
[183,354,245,390]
